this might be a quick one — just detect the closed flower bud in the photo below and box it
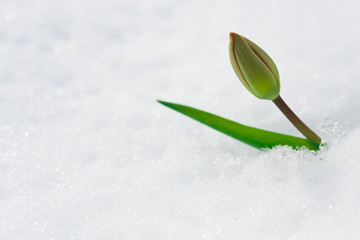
[229,32,280,100]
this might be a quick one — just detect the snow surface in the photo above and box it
[1,0,360,239]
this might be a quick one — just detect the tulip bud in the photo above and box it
[229,32,280,100]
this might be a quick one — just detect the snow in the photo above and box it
[1,0,360,239]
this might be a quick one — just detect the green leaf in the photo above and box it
[158,100,320,151]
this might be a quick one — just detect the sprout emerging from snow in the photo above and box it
[158,32,322,150]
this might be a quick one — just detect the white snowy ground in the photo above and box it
[0,0,360,239]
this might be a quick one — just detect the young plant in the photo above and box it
[158,32,322,151]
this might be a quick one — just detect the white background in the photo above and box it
[0,0,360,239]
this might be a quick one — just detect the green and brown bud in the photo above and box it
[229,32,280,100]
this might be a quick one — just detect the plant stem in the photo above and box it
[272,96,321,143]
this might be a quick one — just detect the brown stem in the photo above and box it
[273,96,321,143]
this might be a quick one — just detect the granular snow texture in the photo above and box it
[1,0,360,239]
